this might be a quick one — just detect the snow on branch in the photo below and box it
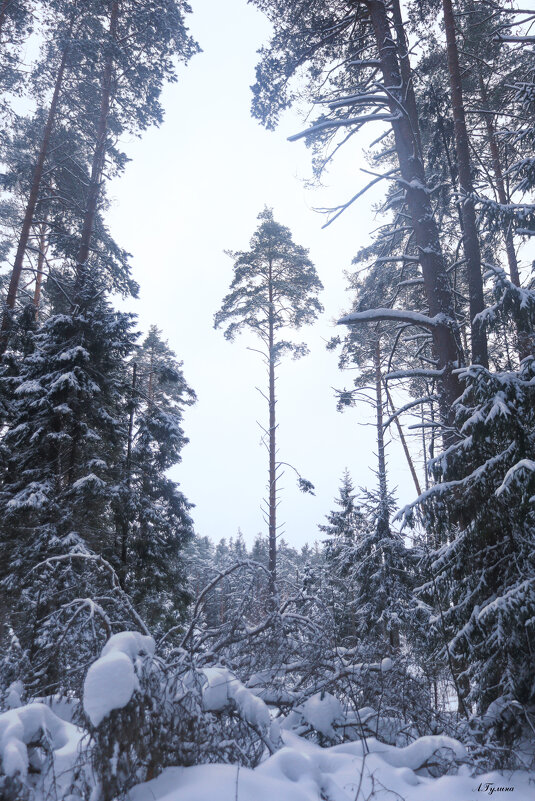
[29,553,150,635]
[288,113,397,142]
[386,368,445,381]
[83,632,156,727]
[496,459,535,497]
[494,34,535,42]
[0,703,82,786]
[382,394,439,429]
[338,308,450,329]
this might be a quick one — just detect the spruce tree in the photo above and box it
[319,470,364,646]
[0,277,138,693]
[122,326,196,635]
[404,273,535,731]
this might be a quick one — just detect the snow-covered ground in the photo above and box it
[129,731,533,801]
[2,698,533,801]
[1,631,533,800]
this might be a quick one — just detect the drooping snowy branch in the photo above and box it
[338,308,451,329]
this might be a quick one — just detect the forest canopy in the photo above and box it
[0,1,535,800]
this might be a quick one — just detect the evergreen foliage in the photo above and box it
[2,0,535,791]
[215,208,323,595]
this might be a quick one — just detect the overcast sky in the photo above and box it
[106,0,421,549]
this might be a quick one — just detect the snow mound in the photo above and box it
[125,731,535,801]
[83,631,155,727]
[4,681,23,710]
[127,763,314,801]
[367,734,466,769]
[202,667,270,730]
[300,692,343,738]
[0,702,82,789]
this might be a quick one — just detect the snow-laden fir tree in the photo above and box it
[405,272,535,739]
[319,470,364,646]
[116,326,196,637]
[0,279,138,694]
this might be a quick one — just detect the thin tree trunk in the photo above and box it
[431,84,465,238]
[33,222,48,318]
[148,351,154,404]
[74,0,119,297]
[0,21,73,356]
[374,339,389,536]
[442,0,488,368]
[120,361,137,586]
[384,383,422,496]
[479,81,520,286]
[374,338,400,651]
[268,257,277,601]
[366,0,463,436]
[478,76,531,359]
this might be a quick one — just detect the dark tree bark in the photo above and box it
[365,0,463,430]
[442,0,488,368]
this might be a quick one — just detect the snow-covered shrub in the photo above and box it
[0,700,84,799]
[182,559,440,752]
[84,630,278,799]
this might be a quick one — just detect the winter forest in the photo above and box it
[1,0,535,799]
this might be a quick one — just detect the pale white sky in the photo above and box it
[107,0,420,548]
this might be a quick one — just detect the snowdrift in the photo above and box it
[1,632,533,800]
[128,731,533,801]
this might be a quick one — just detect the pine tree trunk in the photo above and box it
[0,22,73,356]
[120,361,137,586]
[374,338,400,651]
[384,384,422,496]
[74,0,119,297]
[442,0,488,368]
[374,338,389,537]
[33,222,48,318]
[391,0,422,159]
[365,0,463,432]
[268,258,277,601]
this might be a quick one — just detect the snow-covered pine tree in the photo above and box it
[0,0,198,356]
[251,0,464,427]
[215,208,323,599]
[0,0,31,119]
[410,0,534,361]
